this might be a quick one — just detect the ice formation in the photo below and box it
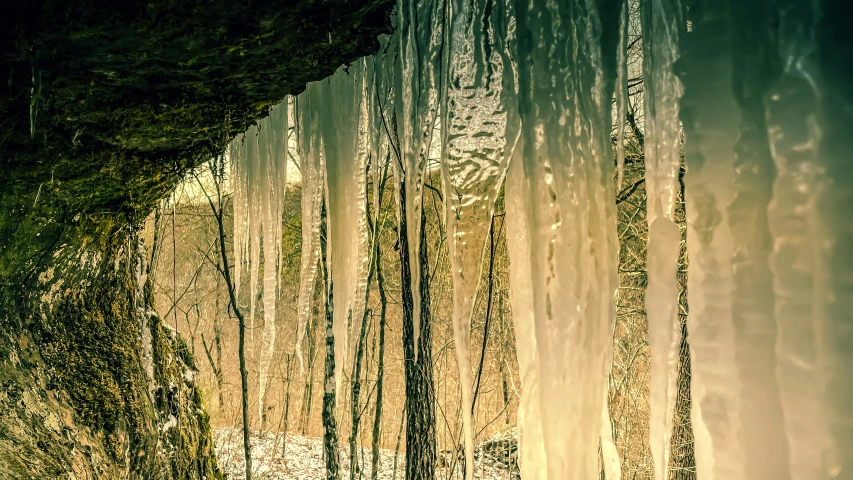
[614,0,630,189]
[504,0,621,477]
[294,89,325,371]
[393,0,445,357]
[440,0,520,474]
[764,1,852,477]
[677,4,745,478]
[229,102,289,424]
[639,0,685,477]
[297,62,371,393]
[281,0,853,478]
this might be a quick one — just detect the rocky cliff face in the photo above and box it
[0,1,393,477]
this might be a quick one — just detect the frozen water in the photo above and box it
[229,102,289,424]
[440,0,520,475]
[298,63,371,394]
[394,0,445,357]
[295,91,325,371]
[639,0,684,477]
[504,0,621,477]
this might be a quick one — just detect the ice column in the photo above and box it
[639,0,685,477]
[506,0,620,477]
[686,1,797,478]
[677,3,747,478]
[394,0,445,356]
[765,0,853,477]
[440,0,520,475]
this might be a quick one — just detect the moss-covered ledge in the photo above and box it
[0,0,394,477]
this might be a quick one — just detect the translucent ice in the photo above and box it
[505,0,621,477]
[440,0,520,474]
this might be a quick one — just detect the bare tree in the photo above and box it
[195,159,253,480]
[319,198,341,480]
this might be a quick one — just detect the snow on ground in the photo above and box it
[214,427,518,480]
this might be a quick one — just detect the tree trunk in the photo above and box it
[320,199,341,480]
[349,308,370,480]
[397,177,436,480]
[371,235,388,480]
[301,279,320,435]
[281,353,295,458]
[202,174,253,480]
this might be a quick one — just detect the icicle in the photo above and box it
[677,3,747,478]
[615,0,630,190]
[295,93,325,371]
[348,58,375,360]
[298,64,371,394]
[639,0,685,477]
[765,0,853,477]
[256,103,289,425]
[505,147,546,479]
[230,137,248,301]
[440,0,520,475]
[394,0,445,357]
[506,0,620,477]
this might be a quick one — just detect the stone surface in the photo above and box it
[0,1,393,478]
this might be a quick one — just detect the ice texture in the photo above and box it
[504,152,546,479]
[298,64,371,394]
[678,4,746,478]
[505,0,620,477]
[765,0,853,477]
[639,0,684,477]
[294,91,325,372]
[393,0,445,357]
[440,0,520,475]
[229,102,289,425]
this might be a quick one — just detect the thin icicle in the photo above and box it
[256,103,289,425]
[615,0,630,189]
[394,0,445,358]
[639,0,685,477]
[348,58,375,360]
[506,0,621,477]
[440,0,520,475]
[295,94,325,371]
[504,147,546,479]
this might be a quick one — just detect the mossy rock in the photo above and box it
[0,0,394,477]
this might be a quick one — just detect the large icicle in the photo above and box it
[439,0,520,475]
[506,0,621,477]
[394,0,445,356]
[229,102,289,425]
[295,93,325,370]
[639,0,685,477]
[765,1,853,477]
[677,3,747,478]
[301,64,371,394]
